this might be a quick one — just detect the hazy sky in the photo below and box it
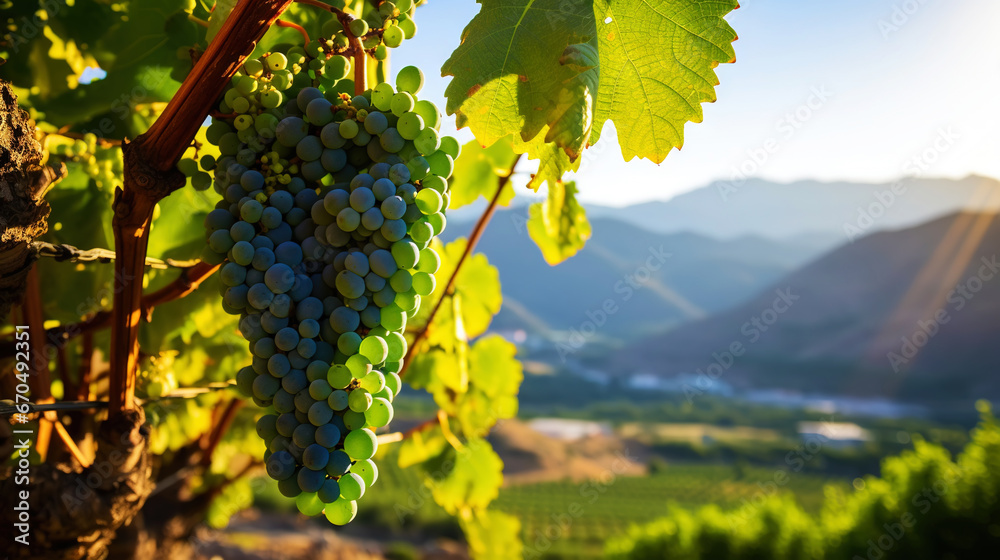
[396,0,1000,207]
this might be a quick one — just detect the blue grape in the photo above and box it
[260,311,288,334]
[297,135,324,161]
[254,337,277,359]
[318,479,341,502]
[299,318,321,339]
[296,297,324,321]
[303,443,330,470]
[329,306,360,333]
[275,327,300,352]
[325,450,353,477]
[265,263,296,293]
[230,221,256,242]
[297,467,325,493]
[269,293,292,318]
[282,369,309,394]
[247,283,275,310]
[221,262,248,286]
[369,249,398,278]
[344,252,370,276]
[252,247,276,271]
[266,450,296,480]
[293,423,316,447]
[275,242,304,266]
[268,353,292,377]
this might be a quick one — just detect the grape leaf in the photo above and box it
[455,335,522,436]
[448,138,519,210]
[442,0,738,164]
[414,238,502,344]
[397,425,449,469]
[591,0,739,161]
[442,0,596,155]
[430,437,504,515]
[461,510,524,560]
[527,180,591,264]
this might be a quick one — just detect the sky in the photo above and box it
[395,0,1000,207]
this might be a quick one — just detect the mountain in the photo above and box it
[441,215,830,340]
[449,176,1000,245]
[618,212,1000,403]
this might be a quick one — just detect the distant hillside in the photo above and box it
[587,175,1000,240]
[442,216,829,339]
[619,212,1000,403]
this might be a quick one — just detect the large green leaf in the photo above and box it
[442,0,738,164]
[442,0,595,155]
[527,180,591,264]
[591,0,738,161]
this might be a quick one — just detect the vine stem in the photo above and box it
[199,398,243,467]
[276,19,310,46]
[0,260,220,361]
[109,0,294,418]
[399,154,522,378]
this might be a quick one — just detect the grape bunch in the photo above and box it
[184,39,455,525]
[318,0,420,62]
[46,133,124,190]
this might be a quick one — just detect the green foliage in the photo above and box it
[607,407,1000,560]
[527,180,591,265]
[448,139,519,210]
[442,0,738,165]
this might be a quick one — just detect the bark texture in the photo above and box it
[0,80,62,319]
[0,409,153,559]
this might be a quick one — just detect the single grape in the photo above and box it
[344,428,378,460]
[396,66,424,95]
[325,498,357,525]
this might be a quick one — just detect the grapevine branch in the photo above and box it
[199,398,243,467]
[109,0,295,418]
[0,260,219,360]
[32,241,199,269]
[399,155,522,378]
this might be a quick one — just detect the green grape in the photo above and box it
[397,16,416,39]
[395,66,424,95]
[383,25,404,48]
[372,82,395,111]
[344,429,377,460]
[347,388,372,412]
[412,271,435,296]
[366,397,393,428]
[352,458,379,487]
[296,492,325,516]
[348,18,369,37]
[390,92,414,116]
[324,498,357,525]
